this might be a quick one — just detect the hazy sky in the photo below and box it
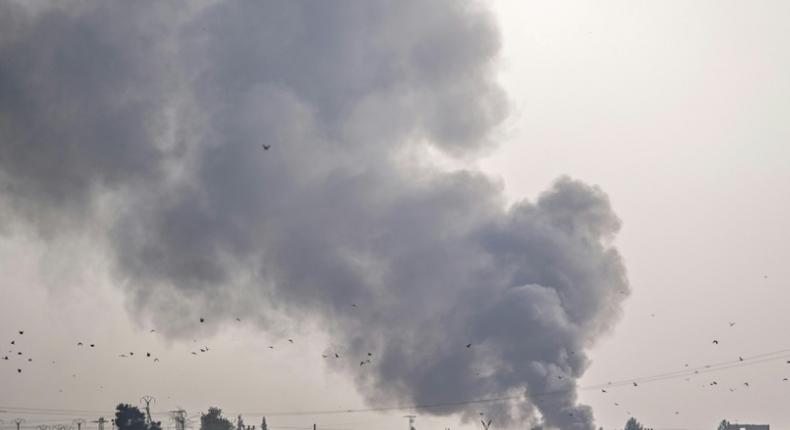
[1,1,789,430]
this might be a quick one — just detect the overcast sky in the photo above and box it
[1,1,789,430]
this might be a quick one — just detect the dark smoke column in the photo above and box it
[0,1,629,429]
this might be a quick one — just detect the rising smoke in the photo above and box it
[0,1,629,429]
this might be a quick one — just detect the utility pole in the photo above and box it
[93,417,107,430]
[73,419,86,430]
[403,415,416,430]
[479,413,492,430]
[14,418,25,430]
[140,396,156,426]
[170,409,187,430]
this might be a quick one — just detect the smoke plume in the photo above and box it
[0,1,629,428]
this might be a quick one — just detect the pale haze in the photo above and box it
[0,2,789,430]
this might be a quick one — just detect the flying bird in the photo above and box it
[633,382,638,387]
[262,144,271,150]
[288,339,294,343]
[601,389,607,393]
[729,322,736,327]
[11,340,15,345]
[18,331,23,335]
[77,342,83,346]
[236,317,241,322]
[154,358,160,362]
[146,352,151,357]
[739,356,744,362]
[17,368,21,373]
[744,382,750,387]
[191,352,198,355]
[712,340,719,344]
[200,318,205,323]
[335,353,340,358]
[466,344,472,348]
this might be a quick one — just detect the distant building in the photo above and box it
[725,424,769,430]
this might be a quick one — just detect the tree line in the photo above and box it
[113,405,268,430]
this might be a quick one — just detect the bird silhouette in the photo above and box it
[17,368,21,373]
[191,352,198,355]
[154,358,160,362]
[18,331,23,335]
[744,382,750,387]
[633,382,638,387]
[601,389,607,393]
[11,340,15,345]
[729,322,736,327]
[268,346,274,349]
[27,358,32,362]
[359,361,365,366]
[77,342,83,346]
[90,344,95,348]
[335,353,340,358]
[367,352,372,356]
[466,344,472,348]
[262,144,271,150]
[739,356,744,361]
[288,339,294,343]
[236,317,241,322]
[712,340,719,344]
[200,318,205,323]
[146,352,151,357]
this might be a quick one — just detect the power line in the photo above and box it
[2,346,790,419]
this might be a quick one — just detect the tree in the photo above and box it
[236,416,244,430]
[201,408,234,430]
[717,420,731,430]
[115,405,161,430]
[260,417,268,430]
[624,417,644,430]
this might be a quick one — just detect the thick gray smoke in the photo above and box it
[0,1,629,428]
